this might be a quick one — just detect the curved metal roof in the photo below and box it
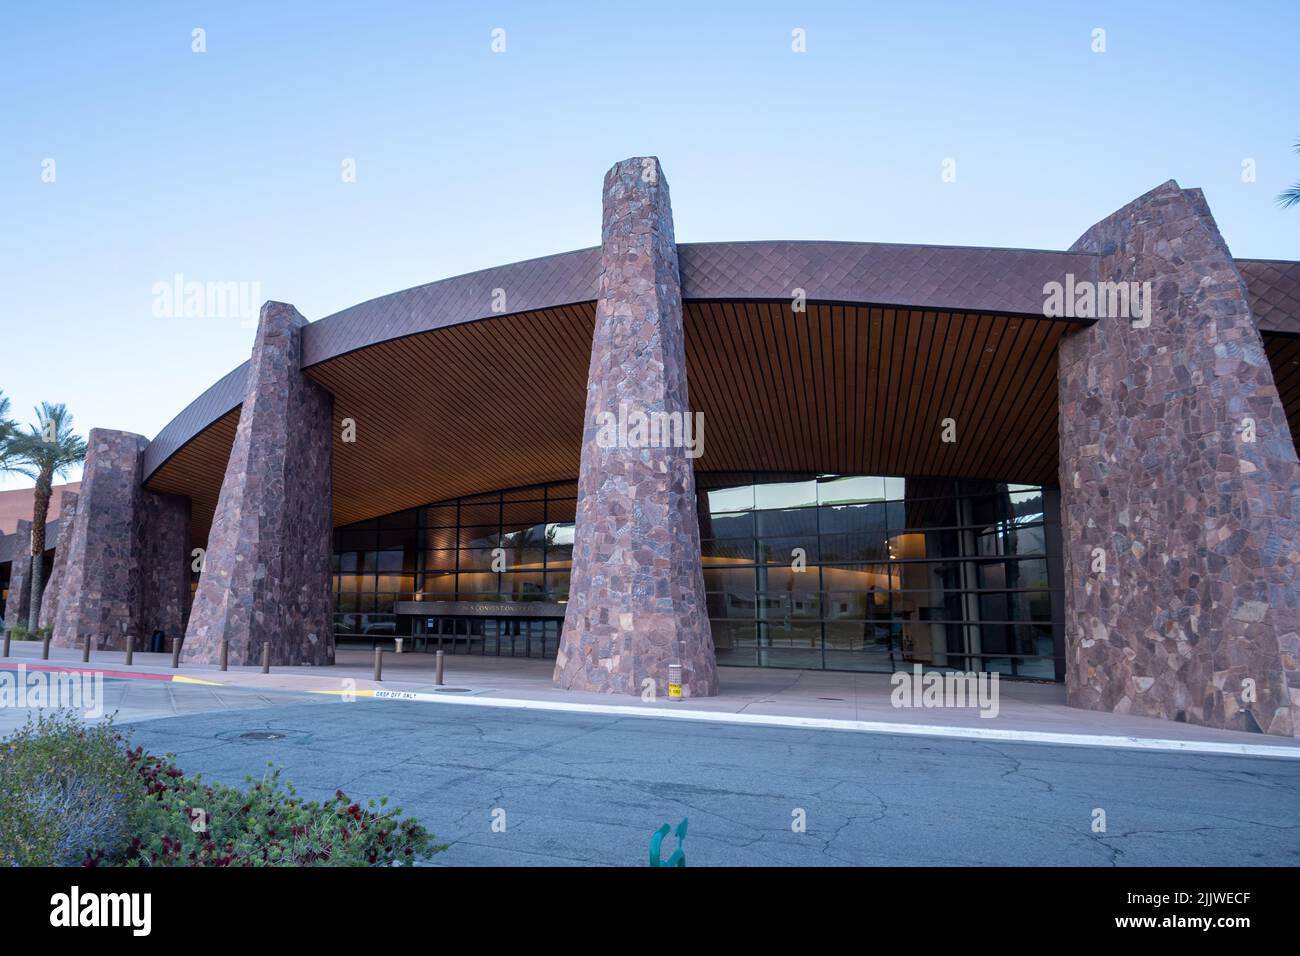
[141,240,1300,485]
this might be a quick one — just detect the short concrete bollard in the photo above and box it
[125,641,134,666]
[2,628,10,658]
[41,633,52,660]
[170,638,183,669]
[261,642,271,674]
[373,646,383,681]
[82,637,92,663]
[219,640,229,671]
[395,637,404,654]
[436,649,445,686]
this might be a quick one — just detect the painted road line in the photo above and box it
[0,662,224,686]
[305,686,1300,760]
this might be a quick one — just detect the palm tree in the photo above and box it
[10,403,86,630]
[1278,137,1300,209]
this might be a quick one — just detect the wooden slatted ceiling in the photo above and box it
[309,304,595,529]
[144,407,240,544]
[1264,333,1300,445]
[683,304,1067,491]
[146,302,1073,545]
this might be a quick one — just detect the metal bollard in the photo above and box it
[125,641,134,666]
[373,645,383,681]
[170,638,183,669]
[435,649,444,686]
[2,628,10,658]
[41,633,52,660]
[82,637,92,663]
[667,663,683,701]
[261,642,271,673]
[219,640,229,671]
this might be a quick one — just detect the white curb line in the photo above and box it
[357,689,1300,760]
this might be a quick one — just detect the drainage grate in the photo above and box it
[434,687,473,694]
[238,731,287,740]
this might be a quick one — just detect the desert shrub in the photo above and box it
[0,713,442,867]
[0,711,142,866]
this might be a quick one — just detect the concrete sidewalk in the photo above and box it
[3,639,1299,757]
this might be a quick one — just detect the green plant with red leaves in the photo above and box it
[114,749,443,867]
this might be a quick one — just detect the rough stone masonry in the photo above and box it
[554,157,720,697]
[182,301,334,666]
[2,519,32,630]
[50,429,189,650]
[1059,180,1300,736]
[37,490,78,630]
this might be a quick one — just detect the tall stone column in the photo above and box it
[554,157,719,697]
[1060,180,1300,736]
[51,430,191,650]
[3,520,33,629]
[36,491,78,630]
[183,301,334,666]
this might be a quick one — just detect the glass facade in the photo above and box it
[333,473,1065,680]
[697,473,1063,680]
[333,482,576,639]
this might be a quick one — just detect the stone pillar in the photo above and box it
[36,491,78,630]
[1060,180,1300,736]
[182,301,334,666]
[3,520,33,629]
[140,492,192,644]
[51,430,191,650]
[553,157,719,697]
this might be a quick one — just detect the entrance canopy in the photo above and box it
[139,243,1300,548]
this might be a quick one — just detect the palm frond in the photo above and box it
[1280,137,1300,208]
[9,402,87,481]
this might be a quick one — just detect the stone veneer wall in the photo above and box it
[139,491,192,644]
[51,430,190,650]
[183,301,334,666]
[3,520,33,630]
[36,491,78,630]
[553,157,719,697]
[1060,180,1300,736]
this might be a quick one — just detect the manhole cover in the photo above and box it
[239,731,287,740]
[434,687,472,694]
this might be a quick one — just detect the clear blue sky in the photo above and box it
[1,0,1297,490]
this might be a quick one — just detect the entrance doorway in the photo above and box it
[408,614,562,660]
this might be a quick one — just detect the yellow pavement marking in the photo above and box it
[171,675,226,686]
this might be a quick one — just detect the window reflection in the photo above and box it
[332,473,1064,679]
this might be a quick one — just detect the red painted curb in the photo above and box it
[0,662,178,682]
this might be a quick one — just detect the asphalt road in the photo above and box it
[117,692,1300,867]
